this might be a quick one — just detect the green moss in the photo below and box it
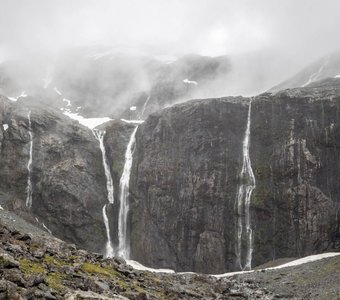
[43,255,66,267]
[81,262,129,290]
[81,262,114,277]
[46,272,65,291]
[19,258,46,275]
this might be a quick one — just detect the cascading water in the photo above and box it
[141,96,150,118]
[92,129,115,257]
[26,111,33,208]
[92,129,114,204]
[235,102,256,271]
[118,126,138,259]
[102,204,114,257]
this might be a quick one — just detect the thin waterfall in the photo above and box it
[141,96,150,118]
[102,204,114,257]
[118,126,138,259]
[92,129,114,204]
[92,129,115,257]
[235,102,256,270]
[26,111,33,208]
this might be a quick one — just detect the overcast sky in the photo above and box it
[0,0,340,69]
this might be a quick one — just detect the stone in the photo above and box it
[0,252,20,268]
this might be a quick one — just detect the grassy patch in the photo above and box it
[19,258,46,275]
[46,272,65,291]
[43,255,66,267]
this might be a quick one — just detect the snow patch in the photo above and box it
[8,91,27,102]
[120,119,144,124]
[63,112,112,129]
[183,78,198,85]
[130,106,137,111]
[62,98,72,107]
[3,124,8,131]
[0,205,3,210]
[335,75,340,78]
[126,260,175,274]
[213,252,340,278]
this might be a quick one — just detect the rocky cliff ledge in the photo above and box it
[0,96,109,253]
[129,78,340,273]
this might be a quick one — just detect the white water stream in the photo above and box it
[235,102,256,270]
[92,129,115,257]
[26,111,33,208]
[117,126,138,259]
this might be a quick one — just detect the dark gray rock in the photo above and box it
[129,79,340,273]
[0,97,108,253]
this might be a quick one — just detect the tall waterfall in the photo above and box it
[118,126,138,259]
[92,129,115,257]
[26,111,33,208]
[235,102,256,270]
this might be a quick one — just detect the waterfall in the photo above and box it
[118,126,138,259]
[92,129,115,257]
[235,102,256,270]
[92,129,114,204]
[141,96,150,118]
[102,204,114,257]
[26,111,33,208]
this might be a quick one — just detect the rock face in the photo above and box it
[0,96,109,253]
[1,78,340,275]
[129,78,340,273]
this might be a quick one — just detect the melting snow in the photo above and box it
[63,111,112,129]
[120,119,144,124]
[3,124,8,131]
[126,252,340,277]
[126,260,175,274]
[8,91,27,102]
[54,87,62,96]
[213,252,340,278]
[183,78,198,85]
[62,98,72,107]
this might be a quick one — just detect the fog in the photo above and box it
[0,0,340,115]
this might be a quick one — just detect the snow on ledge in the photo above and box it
[335,75,340,78]
[120,119,144,124]
[8,91,27,102]
[183,78,198,85]
[126,252,340,277]
[212,252,340,278]
[126,260,175,274]
[63,111,112,130]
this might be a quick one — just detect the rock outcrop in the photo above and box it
[129,78,340,273]
[0,96,109,253]
[0,220,275,299]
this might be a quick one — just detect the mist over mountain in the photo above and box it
[1,1,340,299]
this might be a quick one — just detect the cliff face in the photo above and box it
[129,79,340,273]
[0,97,109,253]
[1,79,340,274]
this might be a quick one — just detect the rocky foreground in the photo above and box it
[1,213,340,299]
[0,217,274,300]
